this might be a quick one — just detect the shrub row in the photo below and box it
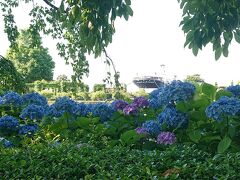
[1,144,240,179]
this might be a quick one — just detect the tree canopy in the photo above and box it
[1,0,240,80]
[178,0,240,59]
[0,55,26,93]
[184,74,205,83]
[6,29,55,83]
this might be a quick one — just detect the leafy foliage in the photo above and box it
[2,144,240,179]
[0,55,26,93]
[185,74,204,83]
[178,0,240,60]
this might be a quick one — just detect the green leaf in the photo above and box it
[20,160,27,166]
[201,83,216,100]
[104,126,117,136]
[192,44,199,56]
[184,31,194,47]
[222,42,229,57]
[126,6,133,16]
[91,118,99,124]
[234,30,240,43]
[228,125,236,138]
[120,130,141,145]
[188,130,201,143]
[215,90,232,100]
[192,97,209,109]
[217,136,232,153]
[201,135,221,143]
[72,5,80,19]
[74,117,91,129]
[59,1,65,13]
[215,47,222,60]
[125,0,131,5]
[176,102,192,112]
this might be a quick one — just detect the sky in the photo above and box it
[1,0,240,91]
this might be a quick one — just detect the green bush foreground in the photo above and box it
[1,144,240,179]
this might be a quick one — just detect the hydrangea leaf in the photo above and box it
[72,117,91,129]
[217,136,232,154]
[215,90,232,100]
[201,83,216,100]
[188,129,201,143]
[120,130,141,146]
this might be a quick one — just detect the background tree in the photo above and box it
[185,74,205,84]
[6,29,55,83]
[56,74,69,82]
[0,55,26,93]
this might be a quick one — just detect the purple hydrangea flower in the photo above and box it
[157,132,176,145]
[123,104,138,115]
[135,127,149,135]
[111,100,129,111]
[132,96,149,108]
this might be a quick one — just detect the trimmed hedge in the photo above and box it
[1,144,240,179]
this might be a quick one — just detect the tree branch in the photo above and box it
[42,0,58,11]
[103,48,121,90]
[103,48,117,75]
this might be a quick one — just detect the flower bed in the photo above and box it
[1,81,240,177]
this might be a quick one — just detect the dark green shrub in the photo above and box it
[1,144,240,179]
[93,84,106,92]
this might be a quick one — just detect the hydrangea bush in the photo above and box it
[1,81,240,153]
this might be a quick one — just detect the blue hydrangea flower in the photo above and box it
[132,96,149,108]
[226,85,240,97]
[148,98,163,109]
[22,92,48,106]
[81,104,95,117]
[45,105,61,117]
[19,124,39,136]
[0,116,19,131]
[142,120,161,135]
[47,97,78,117]
[157,132,176,145]
[3,139,13,148]
[158,80,195,104]
[20,104,45,120]
[0,96,3,105]
[73,103,87,116]
[1,91,23,107]
[206,96,240,121]
[157,104,188,129]
[92,103,115,122]
[149,86,165,99]
[123,104,138,115]
[111,100,129,111]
